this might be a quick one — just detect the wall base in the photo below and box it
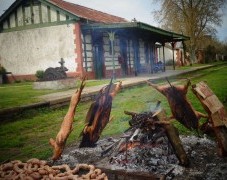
[33,78,77,90]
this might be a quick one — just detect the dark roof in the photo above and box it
[50,0,128,23]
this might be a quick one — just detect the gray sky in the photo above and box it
[0,0,226,41]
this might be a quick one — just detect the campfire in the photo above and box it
[96,103,187,178]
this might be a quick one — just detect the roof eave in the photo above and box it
[81,22,137,30]
[137,22,190,41]
[81,22,190,41]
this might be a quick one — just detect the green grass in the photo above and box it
[0,85,60,109]
[0,79,110,109]
[0,65,226,163]
[175,61,226,70]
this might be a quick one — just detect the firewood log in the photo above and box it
[79,80,122,147]
[122,107,189,166]
[192,81,227,156]
[155,109,190,166]
[49,76,86,160]
[147,79,207,130]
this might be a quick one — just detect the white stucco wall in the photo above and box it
[158,46,177,62]
[0,24,77,75]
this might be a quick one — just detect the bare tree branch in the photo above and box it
[152,0,226,62]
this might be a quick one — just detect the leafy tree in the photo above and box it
[153,0,226,63]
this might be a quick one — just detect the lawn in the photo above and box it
[0,79,110,109]
[0,62,224,109]
[0,64,226,163]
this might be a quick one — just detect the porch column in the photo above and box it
[133,38,139,76]
[171,42,176,70]
[74,23,84,75]
[127,39,132,74]
[82,33,88,72]
[159,47,161,62]
[150,43,155,73]
[162,42,166,72]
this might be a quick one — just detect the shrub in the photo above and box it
[0,64,6,74]
[35,70,44,80]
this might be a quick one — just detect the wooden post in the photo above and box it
[192,81,227,157]
[156,109,190,166]
[162,42,166,72]
[171,42,175,70]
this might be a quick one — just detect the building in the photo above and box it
[0,0,189,81]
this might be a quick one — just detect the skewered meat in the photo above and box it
[49,76,86,160]
[80,79,122,147]
[147,79,206,130]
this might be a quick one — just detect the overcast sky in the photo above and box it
[0,0,226,41]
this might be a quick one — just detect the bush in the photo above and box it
[35,70,44,80]
[0,64,6,74]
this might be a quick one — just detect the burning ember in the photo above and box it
[109,132,180,175]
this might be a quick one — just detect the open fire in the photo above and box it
[98,105,186,178]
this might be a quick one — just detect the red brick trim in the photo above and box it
[74,23,84,76]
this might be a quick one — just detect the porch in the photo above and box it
[81,22,189,79]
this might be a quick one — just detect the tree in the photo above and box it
[153,0,226,63]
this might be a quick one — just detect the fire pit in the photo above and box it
[52,99,227,179]
[52,134,227,179]
[52,106,188,179]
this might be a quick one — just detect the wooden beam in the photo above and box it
[15,9,18,27]
[39,3,43,24]
[162,42,166,72]
[47,6,51,23]
[57,10,60,22]
[171,42,175,70]
[30,0,34,24]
